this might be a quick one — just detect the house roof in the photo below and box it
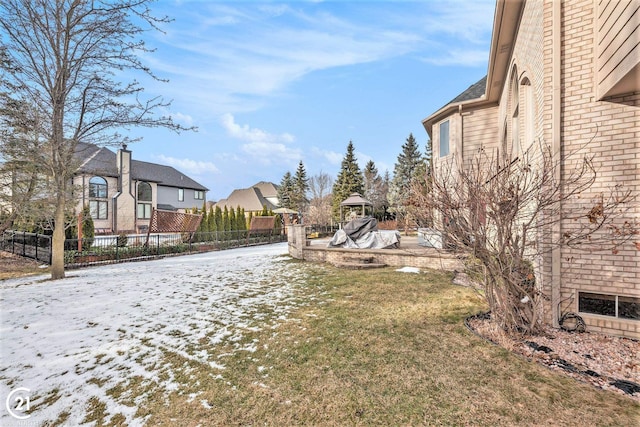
[215,187,278,212]
[76,143,118,177]
[215,181,280,212]
[74,142,208,191]
[448,76,487,104]
[251,181,279,198]
[421,0,525,137]
[130,159,207,191]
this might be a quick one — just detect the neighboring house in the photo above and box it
[422,0,639,338]
[73,142,208,234]
[214,182,280,215]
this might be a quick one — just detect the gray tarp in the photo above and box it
[342,217,379,240]
[328,218,400,249]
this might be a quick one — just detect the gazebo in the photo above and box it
[273,207,299,228]
[339,193,373,225]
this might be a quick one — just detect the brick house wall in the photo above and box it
[554,0,639,337]
[423,0,639,338]
[499,0,639,337]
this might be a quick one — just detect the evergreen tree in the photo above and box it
[261,205,269,216]
[208,206,216,235]
[292,160,309,214]
[223,206,231,232]
[388,133,426,230]
[199,202,209,233]
[331,141,364,220]
[363,160,387,220]
[229,206,237,231]
[247,211,253,229]
[237,206,246,231]
[214,206,222,232]
[243,208,248,230]
[277,171,294,209]
[65,205,94,250]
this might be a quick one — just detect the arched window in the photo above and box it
[89,176,108,219]
[510,66,520,158]
[137,182,152,219]
[502,119,508,161]
[89,176,107,198]
[520,76,534,151]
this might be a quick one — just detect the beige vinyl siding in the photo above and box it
[596,0,640,98]
[461,106,500,167]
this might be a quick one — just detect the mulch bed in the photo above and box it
[467,313,640,401]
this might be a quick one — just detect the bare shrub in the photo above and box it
[413,141,637,335]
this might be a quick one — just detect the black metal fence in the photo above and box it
[2,229,286,268]
[305,224,338,238]
[1,230,52,264]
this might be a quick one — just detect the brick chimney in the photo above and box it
[113,145,136,232]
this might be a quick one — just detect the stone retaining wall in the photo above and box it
[287,225,463,271]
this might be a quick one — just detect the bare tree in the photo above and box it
[413,141,637,334]
[1,0,191,279]
[0,77,45,231]
[308,171,333,226]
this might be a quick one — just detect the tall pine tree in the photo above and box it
[388,133,426,230]
[277,171,294,210]
[292,160,309,214]
[332,141,364,220]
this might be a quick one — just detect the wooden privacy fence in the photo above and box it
[145,208,203,246]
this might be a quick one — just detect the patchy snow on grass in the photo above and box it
[396,266,420,274]
[0,243,306,426]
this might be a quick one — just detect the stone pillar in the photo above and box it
[287,224,307,259]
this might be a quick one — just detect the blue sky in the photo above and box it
[131,0,495,201]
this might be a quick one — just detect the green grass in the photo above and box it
[129,262,639,427]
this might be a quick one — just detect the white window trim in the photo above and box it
[439,120,450,158]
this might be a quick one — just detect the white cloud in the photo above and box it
[144,1,494,116]
[421,0,495,43]
[240,141,302,166]
[220,114,300,165]
[171,112,195,126]
[311,147,342,165]
[146,3,426,115]
[155,154,220,174]
[220,113,294,144]
[421,49,489,67]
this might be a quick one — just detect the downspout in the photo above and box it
[458,104,464,170]
[551,0,562,328]
[82,175,86,209]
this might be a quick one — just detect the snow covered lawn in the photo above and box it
[1,243,307,426]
